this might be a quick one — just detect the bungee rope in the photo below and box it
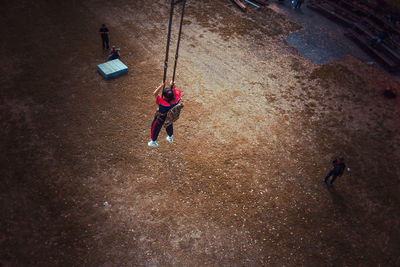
[162,0,187,89]
[172,0,187,83]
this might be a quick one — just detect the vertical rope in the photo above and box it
[172,0,187,84]
[163,0,175,89]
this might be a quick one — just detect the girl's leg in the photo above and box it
[329,174,338,185]
[151,116,164,141]
[166,124,173,137]
[323,169,333,183]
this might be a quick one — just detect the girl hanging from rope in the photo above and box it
[148,0,186,148]
[148,81,182,148]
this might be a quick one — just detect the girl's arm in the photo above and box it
[170,81,176,90]
[153,82,165,97]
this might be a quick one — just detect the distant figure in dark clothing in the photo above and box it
[108,46,120,61]
[371,30,388,47]
[322,155,346,186]
[294,0,304,8]
[99,24,110,49]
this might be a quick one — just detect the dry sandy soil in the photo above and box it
[1,0,400,266]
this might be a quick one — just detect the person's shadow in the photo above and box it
[325,185,347,214]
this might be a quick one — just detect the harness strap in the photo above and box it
[155,111,167,122]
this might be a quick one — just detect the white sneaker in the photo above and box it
[166,135,173,143]
[148,140,158,147]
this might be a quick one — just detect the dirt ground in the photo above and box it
[1,0,400,266]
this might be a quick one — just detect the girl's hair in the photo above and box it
[162,88,175,104]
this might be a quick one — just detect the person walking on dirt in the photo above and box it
[99,24,109,49]
[322,155,346,186]
[148,81,182,148]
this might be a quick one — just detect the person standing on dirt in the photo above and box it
[148,81,182,148]
[322,155,346,186]
[99,24,109,50]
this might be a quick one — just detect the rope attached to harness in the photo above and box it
[163,0,175,89]
[162,0,187,88]
[172,0,187,83]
